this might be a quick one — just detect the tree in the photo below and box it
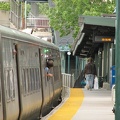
[0,2,10,11]
[37,2,49,15]
[47,0,115,38]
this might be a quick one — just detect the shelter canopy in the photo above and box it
[72,15,116,58]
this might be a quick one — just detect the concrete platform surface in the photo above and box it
[42,88,115,120]
[72,88,115,120]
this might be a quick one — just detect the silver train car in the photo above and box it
[0,26,62,120]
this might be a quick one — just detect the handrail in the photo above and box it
[62,73,75,88]
[61,73,75,100]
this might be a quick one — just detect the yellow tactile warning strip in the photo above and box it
[48,88,84,120]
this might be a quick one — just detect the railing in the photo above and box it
[61,73,75,100]
[10,0,21,29]
[62,73,75,88]
[26,17,50,28]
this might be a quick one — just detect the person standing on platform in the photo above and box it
[83,57,97,90]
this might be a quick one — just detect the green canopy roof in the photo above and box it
[72,15,116,57]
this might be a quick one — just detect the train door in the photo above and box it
[0,38,3,120]
[40,47,54,112]
[51,50,62,100]
[1,40,19,120]
[40,47,50,115]
[47,49,54,104]
[16,43,43,120]
[48,66,54,101]
[0,88,3,120]
[40,48,49,102]
[13,44,20,119]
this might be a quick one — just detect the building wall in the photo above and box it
[0,10,10,27]
[0,0,9,1]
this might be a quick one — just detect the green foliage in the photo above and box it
[48,0,82,38]
[26,3,31,16]
[41,0,116,38]
[82,0,115,16]
[0,2,10,11]
[37,3,49,15]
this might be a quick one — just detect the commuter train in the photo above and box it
[0,25,62,120]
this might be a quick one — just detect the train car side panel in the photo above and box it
[1,37,19,120]
[0,33,3,120]
[40,47,62,116]
[40,47,53,116]
[51,50,62,104]
[17,43,42,120]
[0,25,63,120]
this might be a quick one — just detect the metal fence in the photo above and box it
[26,17,49,28]
[62,73,75,88]
[10,0,21,29]
[61,73,75,100]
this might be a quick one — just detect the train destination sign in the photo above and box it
[94,36,114,43]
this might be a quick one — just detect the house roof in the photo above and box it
[72,15,116,58]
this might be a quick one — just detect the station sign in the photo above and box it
[94,36,114,43]
[59,44,71,52]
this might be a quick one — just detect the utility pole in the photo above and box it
[21,1,25,29]
[115,0,120,119]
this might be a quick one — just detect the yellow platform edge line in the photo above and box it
[48,88,84,120]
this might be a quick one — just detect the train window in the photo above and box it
[28,69,32,92]
[27,69,31,93]
[22,69,26,94]
[35,52,38,57]
[5,69,15,100]
[5,70,10,100]
[20,50,25,55]
[30,69,32,92]
[28,68,41,92]
[30,68,35,91]
[36,68,40,90]
[36,69,38,90]
[10,70,15,99]
[33,68,36,90]
[0,70,1,103]
[37,69,40,90]
[53,66,59,81]
[25,69,29,94]
[22,69,30,95]
[34,68,37,90]
[32,68,35,91]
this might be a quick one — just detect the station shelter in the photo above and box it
[72,15,116,89]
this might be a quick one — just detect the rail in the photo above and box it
[26,17,50,28]
[61,73,75,100]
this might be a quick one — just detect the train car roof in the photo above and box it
[0,25,59,50]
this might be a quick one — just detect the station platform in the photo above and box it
[42,88,115,120]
